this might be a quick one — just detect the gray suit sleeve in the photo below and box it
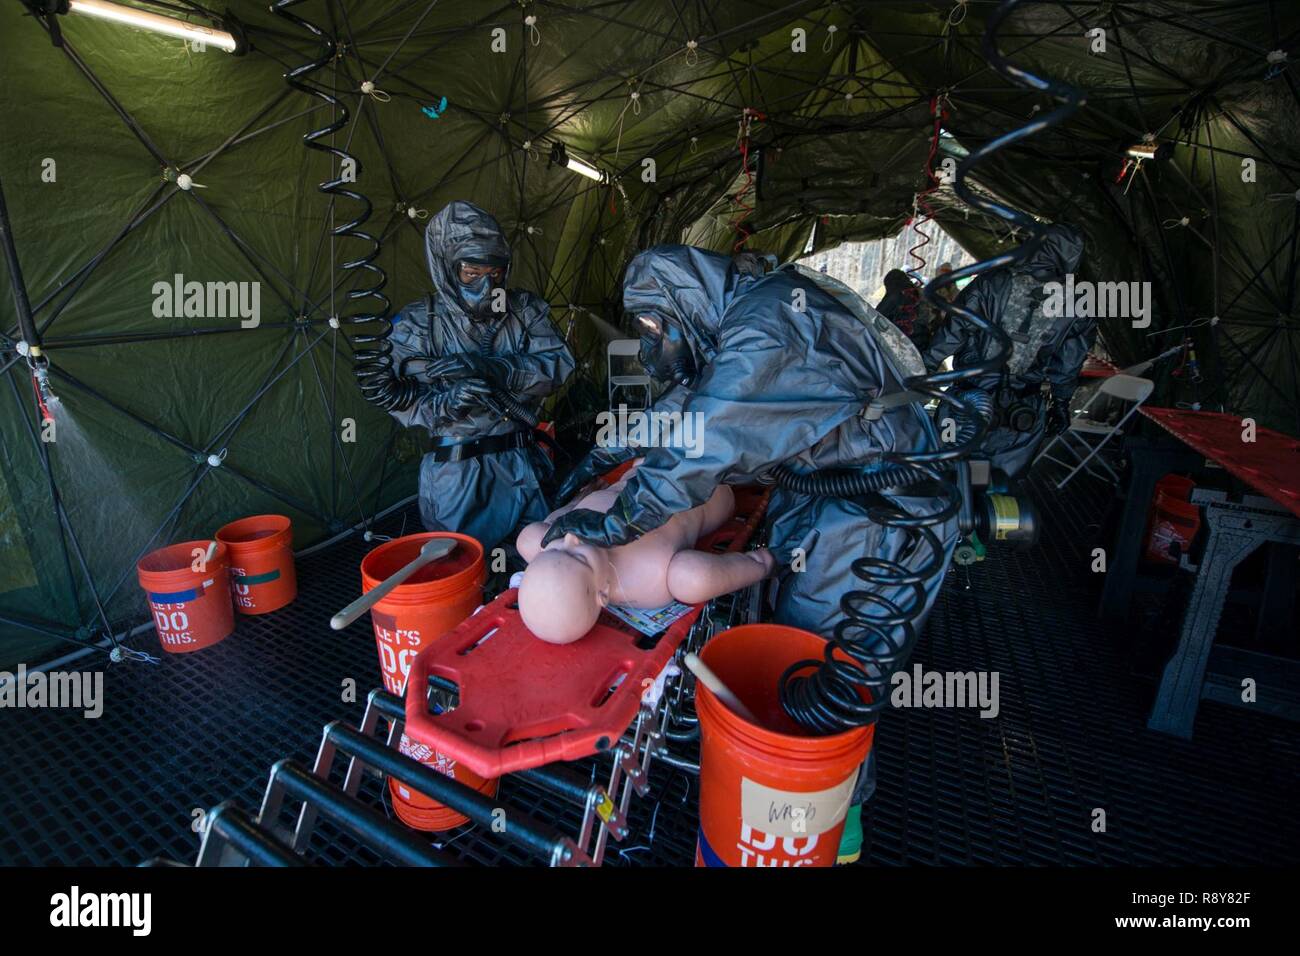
[385,305,460,433]
[497,298,575,398]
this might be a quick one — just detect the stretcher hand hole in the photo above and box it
[456,622,500,656]
[592,669,630,708]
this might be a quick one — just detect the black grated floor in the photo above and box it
[1,466,1296,867]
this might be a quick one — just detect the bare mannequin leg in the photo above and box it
[694,485,736,537]
[665,547,774,605]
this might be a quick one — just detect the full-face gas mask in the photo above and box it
[456,260,506,321]
[635,311,698,387]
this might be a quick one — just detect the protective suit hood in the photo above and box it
[622,245,746,363]
[424,201,512,319]
[1019,223,1084,279]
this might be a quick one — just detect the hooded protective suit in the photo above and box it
[553,244,956,642]
[387,201,575,550]
[922,224,1090,479]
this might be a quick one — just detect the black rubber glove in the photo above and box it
[425,353,512,390]
[434,378,494,416]
[540,500,643,548]
[554,444,638,505]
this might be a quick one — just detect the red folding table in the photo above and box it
[1128,408,1300,737]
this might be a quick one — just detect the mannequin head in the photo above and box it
[519,536,614,644]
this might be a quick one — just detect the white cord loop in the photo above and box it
[360,80,391,102]
[110,645,162,665]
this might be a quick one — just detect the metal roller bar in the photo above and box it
[321,722,586,866]
[374,687,620,859]
[292,690,400,851]
[517,763,599,804]
[369,688,406,722]
[261,759,457,867]
[196,803,306,868]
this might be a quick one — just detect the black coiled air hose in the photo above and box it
[771,389,991,497]
[272,1,420,412]
[472,318,540,427]
[778,0,1083,735]
[772,462,927,497]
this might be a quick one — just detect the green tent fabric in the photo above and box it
[1,0,1297,667]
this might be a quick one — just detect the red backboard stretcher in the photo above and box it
[404,488,771,778]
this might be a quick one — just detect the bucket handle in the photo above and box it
[331,538,457,630]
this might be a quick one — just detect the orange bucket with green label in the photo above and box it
[137,540,235,654]
[694,624,873,868]
[216,514,297,614]
[360,532,490,830]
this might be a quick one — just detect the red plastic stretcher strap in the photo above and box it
[1140,407,1300,518]
[403,487,771,778]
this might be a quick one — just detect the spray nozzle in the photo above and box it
[28,354,57,422]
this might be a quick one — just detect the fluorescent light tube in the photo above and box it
[565,156,605,182]
[67,0,240,54]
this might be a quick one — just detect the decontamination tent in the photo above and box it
[1,0,1297,666]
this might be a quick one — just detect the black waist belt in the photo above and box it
[427,430,533,463]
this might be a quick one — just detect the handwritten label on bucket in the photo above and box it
[741,775,855,839]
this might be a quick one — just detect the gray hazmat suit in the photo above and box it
[611,245,957,643]
[387,201,575,550]
[922,224,1091,479]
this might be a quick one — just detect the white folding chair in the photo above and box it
[607,339,652,410]
[1034,373,1154,488]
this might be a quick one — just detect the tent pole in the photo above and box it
[0,176,41,354]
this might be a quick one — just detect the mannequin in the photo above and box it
[516,463,774,644]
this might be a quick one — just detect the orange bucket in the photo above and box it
[360,532,490,830]
[137,540,236,654]
[216,514,297,615]
[694,624,874,868]
[1144,475,1201,565]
